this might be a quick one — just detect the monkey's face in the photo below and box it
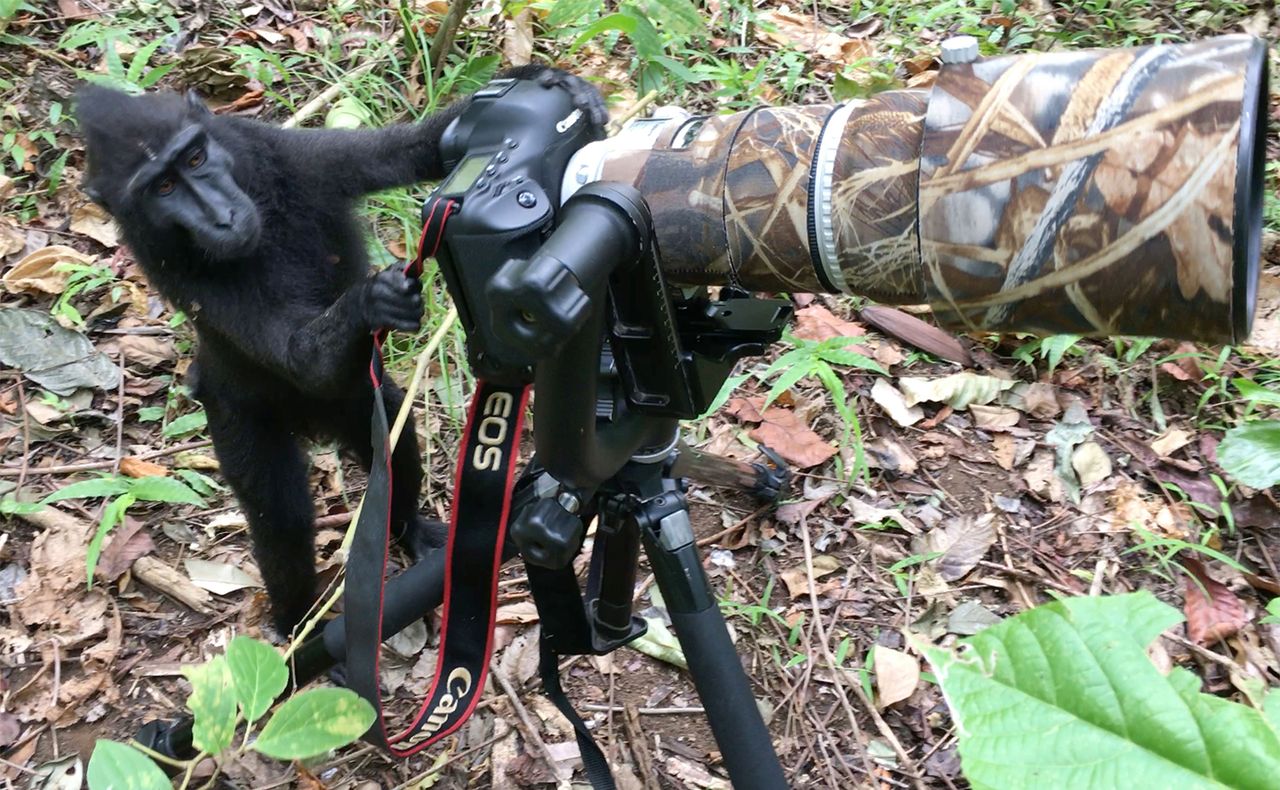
[128,125,263,260]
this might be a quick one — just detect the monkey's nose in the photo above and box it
[217,209,236,229]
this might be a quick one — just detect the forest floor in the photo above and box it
[2,1,1280,788]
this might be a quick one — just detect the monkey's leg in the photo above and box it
[206,401,318,635]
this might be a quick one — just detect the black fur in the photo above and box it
[76,68,607,634]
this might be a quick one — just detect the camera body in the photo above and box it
[429,78,603,382]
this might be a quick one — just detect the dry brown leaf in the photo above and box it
[991,433,1016,471]
[96,518,155,581]
[873,645,920,707]
[118,335,177,368]
[70,203,119,247]
[725,396,766,423]
[1071,441,1112,487]
[864,436,918,475]
[119,457,168,478]
[748,407,836,469]
[1183,558,1248,645]
[0,220,24,257]
[920,514,996,581]
[1019,382,1061,419]
[1151,428,1192,458]
[970,404,1020,430]
[791,304,865,342]
[756,8,874,65]
[496,600,540,624]
[503,8,534,66]
[870,378,923,427]
[2,245,93,295]
[779,554,841,599]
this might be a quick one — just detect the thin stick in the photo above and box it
[339,307,457,557]
[14,377,31,492]
[490,661,562,772]
[607,89,660,133]
[0,440,213,478]
[113,349,125,475]
[799,517,895,786]
[283,30,406,129]
[430,0,475,79]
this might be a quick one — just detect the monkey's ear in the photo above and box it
[185,90,212,118]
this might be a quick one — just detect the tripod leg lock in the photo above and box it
[750,445,791,503]
[511,495,584,569]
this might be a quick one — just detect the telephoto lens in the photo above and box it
[564,34,1268,344]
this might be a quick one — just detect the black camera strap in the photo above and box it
[347,199,528,756]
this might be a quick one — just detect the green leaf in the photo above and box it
[816,346,886,374]
[136,406,165,422]
[1218,421,1280,489]
[182,656,239,754]
[0,495,42,515]
[620,9,662,59]
[547,0,601,26]
[253,687,375,760]
[763,361,810,410]
[921,591,1280,789]
[163,410,207,438]
[41,476,132,504]
[1234,379,1280,407]
[699,372,748,419]
[86,493,134,587]
[569,13,637,54]
[175,468,224,496]
[87,740,170,790]
[646,0,706,36]
[128,476,205,507]
[226,636,288,724]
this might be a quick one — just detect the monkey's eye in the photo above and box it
[186,148,206,169]
[156,178,176,196]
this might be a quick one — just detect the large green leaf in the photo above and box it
[921,592,1280,789]
[86,740,169,790]
[128,475,206,506]
[252,687,375,760]
[1218,421,1280,489]
[41,476,131,503]
[182,656,238,754]
[225,636,288,724]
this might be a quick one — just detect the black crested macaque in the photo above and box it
[76,67,607,634]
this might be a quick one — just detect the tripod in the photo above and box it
[137,181,794,787]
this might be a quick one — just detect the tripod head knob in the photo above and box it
[510,496,584,569]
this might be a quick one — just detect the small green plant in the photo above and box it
[1261,599,1280,626]
[87,636,375,790]
[918,591,1280,788]
[51,260,125,327]
[1011,333,1082,375]
[760,331,885,481]
[60,23,175,93]
[1218,420,1280,490]
[41,473,206,586]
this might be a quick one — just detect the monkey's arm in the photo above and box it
[278,66,607,196]
[204,269,420,396]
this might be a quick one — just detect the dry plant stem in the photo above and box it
[0,440,214,477]
[339,306,458,558]
[15,376,30,492]
[283,30,406,129]
[490,661,561,772]
[430,0,475,79]
[799,517,914,788]
[114,350,125,474]
[387,730,513,790]
[608,89,660,133]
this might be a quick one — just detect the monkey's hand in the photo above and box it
[534,68,610,133]
[361,269,424,333]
